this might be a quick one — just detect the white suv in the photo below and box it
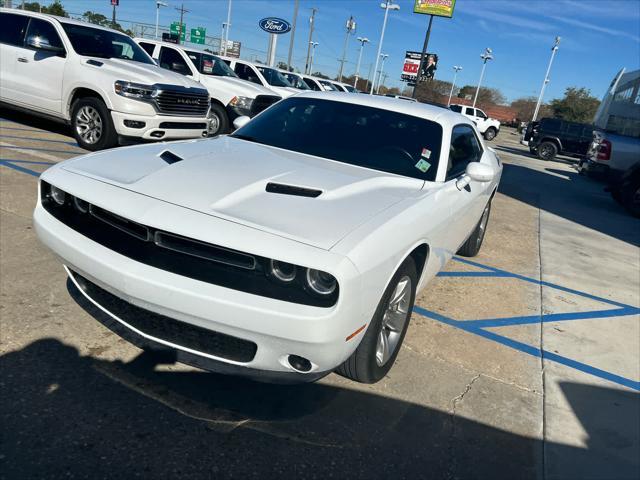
[220,57,299,98]
[135,38,281,135]
[449,104,500,141]
[0,9,210,150]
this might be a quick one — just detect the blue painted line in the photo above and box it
[0,125,41,133]
[0,160,40,177]
[462,306,640,328]
[437,271,512,278]
[0,133,80,148]
[1,159,55,166]
[413,306,640,391]
[0,145,80,156]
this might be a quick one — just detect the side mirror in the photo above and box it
[233,116,251,130]
[27,35,64,54]
[466,162,495,182]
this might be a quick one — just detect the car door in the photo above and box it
[442,124,487,251]
[158,45,193,77]
[464,106,479,124]
[11,16,66,114]
[0,12,30,102]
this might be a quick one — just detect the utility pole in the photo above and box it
[353,37,369,88]
[411,14,434,99]
[287,0,300,71]
[371,1,399,94]
[473,48,493,109]
[223,0,232,55]
[304,8,317,75]
[532,36,561,121]
[338,16,356,82]
[175,4,189,45]
[447,66,463,106]
[308,42,319,74]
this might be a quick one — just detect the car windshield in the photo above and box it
[319,80,338,91]
[283,73,310,90]
[231,97,443,182]
[256,66,292,87]
[61,23,153,64]
[343,85,357,93]
[186,51,238,77]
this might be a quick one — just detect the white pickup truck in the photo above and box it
[135,38,281,135]
[449,104,501,141]
[0,9,210,150]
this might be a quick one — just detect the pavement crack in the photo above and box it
[451,374,481,415]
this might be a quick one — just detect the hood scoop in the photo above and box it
[159,150,183,165]
[265,182,322,198]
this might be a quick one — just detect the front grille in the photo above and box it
[71,271,257,363]
[250,95,281,116]
[158,122,208,129]
[154,87,209,117]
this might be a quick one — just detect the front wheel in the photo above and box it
[484,127,497,141]
[336,257,417,384]
[71,97,117,151]
[457,200,492,257]
[207,103,229,136]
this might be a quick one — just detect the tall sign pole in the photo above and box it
[111,0,119,29]
[304,8,317,75]
[447,65,462,106]
[259,18,292,67]
[175,4,190,45]
[286,0,300,71]
[223,0,232,56]
[412,14,433,99]
[353,37,369,88]
[532,36,561,121]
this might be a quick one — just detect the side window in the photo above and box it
[464,107,475,116]
[139,42,156,57]
[25,18,64,51]
[567,123,583,136]
[303,77,321,91]
[449,105,463,113]
[447,125,483,180]
[475,109,487,119]
[234,63,261,84]
[159,46,191,75]
[0,13,29,46]
[541,118,561,133]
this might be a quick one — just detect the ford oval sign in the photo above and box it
[259,17,291,35]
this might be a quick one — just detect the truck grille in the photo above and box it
[154,86,210,117]
[250,95,281,117]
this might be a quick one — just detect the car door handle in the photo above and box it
[17,57,28,63]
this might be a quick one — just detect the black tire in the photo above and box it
[620,177,640,218]
[457,201,492,257]
[484,127,497,141]
[537,141,558,161]
[529,147,538,155]
[207,103,229,136]
[71,97,117,151]
[336,257,417,384]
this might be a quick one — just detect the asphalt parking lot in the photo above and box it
[1,108,638,479]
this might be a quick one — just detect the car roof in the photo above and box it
[292,91,467,126]
[133,37,220,56]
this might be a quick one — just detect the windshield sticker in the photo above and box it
[203,59,214,73]
[415,159,431,173]
[421,147,431,159]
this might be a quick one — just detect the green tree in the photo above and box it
[550,87,600,123]
[82,10,133,36]
[312,71,330,80]
[457,85,506,106]
[510,96,552,121]
[414,79,453,104]
[22,1,68,16]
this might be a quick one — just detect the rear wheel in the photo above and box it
[336,257,417,384]
[71,97,117,151]
[537,141,558,161]
[484,127,497,141]
[207,103,229,136]
[457,201,491,257]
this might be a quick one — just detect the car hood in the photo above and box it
[62,137,423,250]
[81,57,202,88]
[199,75,278,97]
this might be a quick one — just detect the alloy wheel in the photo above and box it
[208,112,221,136]
[75,106,103,145]
[376,276,412,367]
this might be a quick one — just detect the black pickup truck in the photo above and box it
[524,118,593,161]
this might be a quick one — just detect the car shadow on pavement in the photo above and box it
[2,337,638,479]
[0,107,72,137]
[493,144,579,166]
[499,163,640,247]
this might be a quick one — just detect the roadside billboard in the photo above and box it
[413,0,456,18]
[401,51,438,83]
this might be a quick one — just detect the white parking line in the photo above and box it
[0,141,65,163]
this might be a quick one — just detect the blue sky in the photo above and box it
[60,0,640,102]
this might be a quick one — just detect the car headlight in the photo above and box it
[114,81,156,99]
[269,259,297,283]
[50,185,66,205]
[229,96,253,115]
[305,268,337,296]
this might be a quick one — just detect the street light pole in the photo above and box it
[532,36,561,121]
[376,53,388,94]
[447,65,462,106]
[370,0,399,95]
[473,48,493,109]
[353,37,369,88]
[338,16,356,82]
[155,1,168,39]
[286,0,300,71]
[304,8,317,74]
[308,41,319,73]
[222,0,232,55]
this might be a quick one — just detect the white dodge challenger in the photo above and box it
[34,92,502,383]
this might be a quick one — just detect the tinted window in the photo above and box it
[283,73,310,90]
[234,63,261,84]
[464,107,475,116]
[343,85,356,93]
[138,41,156,56]
[331,83,346,92]
[449,105,463,113]
[302,77,321,91]
[0,12,29,46]
[61,23,153,64]
[540,118,562,133]
[447,125,482,180]
[475,109,487,119]
[232,97,443,182]
[159,46,191,75]
[319,80,338,91]
[186,51,237,77]
[256,66,292,87]
[25,18,64,51]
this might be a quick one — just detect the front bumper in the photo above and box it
[33,196,365,381]
[111,111,208,141]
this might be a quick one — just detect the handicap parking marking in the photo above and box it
[420,257,640,391]
[0,133,81,148]
[0,159,42,177]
